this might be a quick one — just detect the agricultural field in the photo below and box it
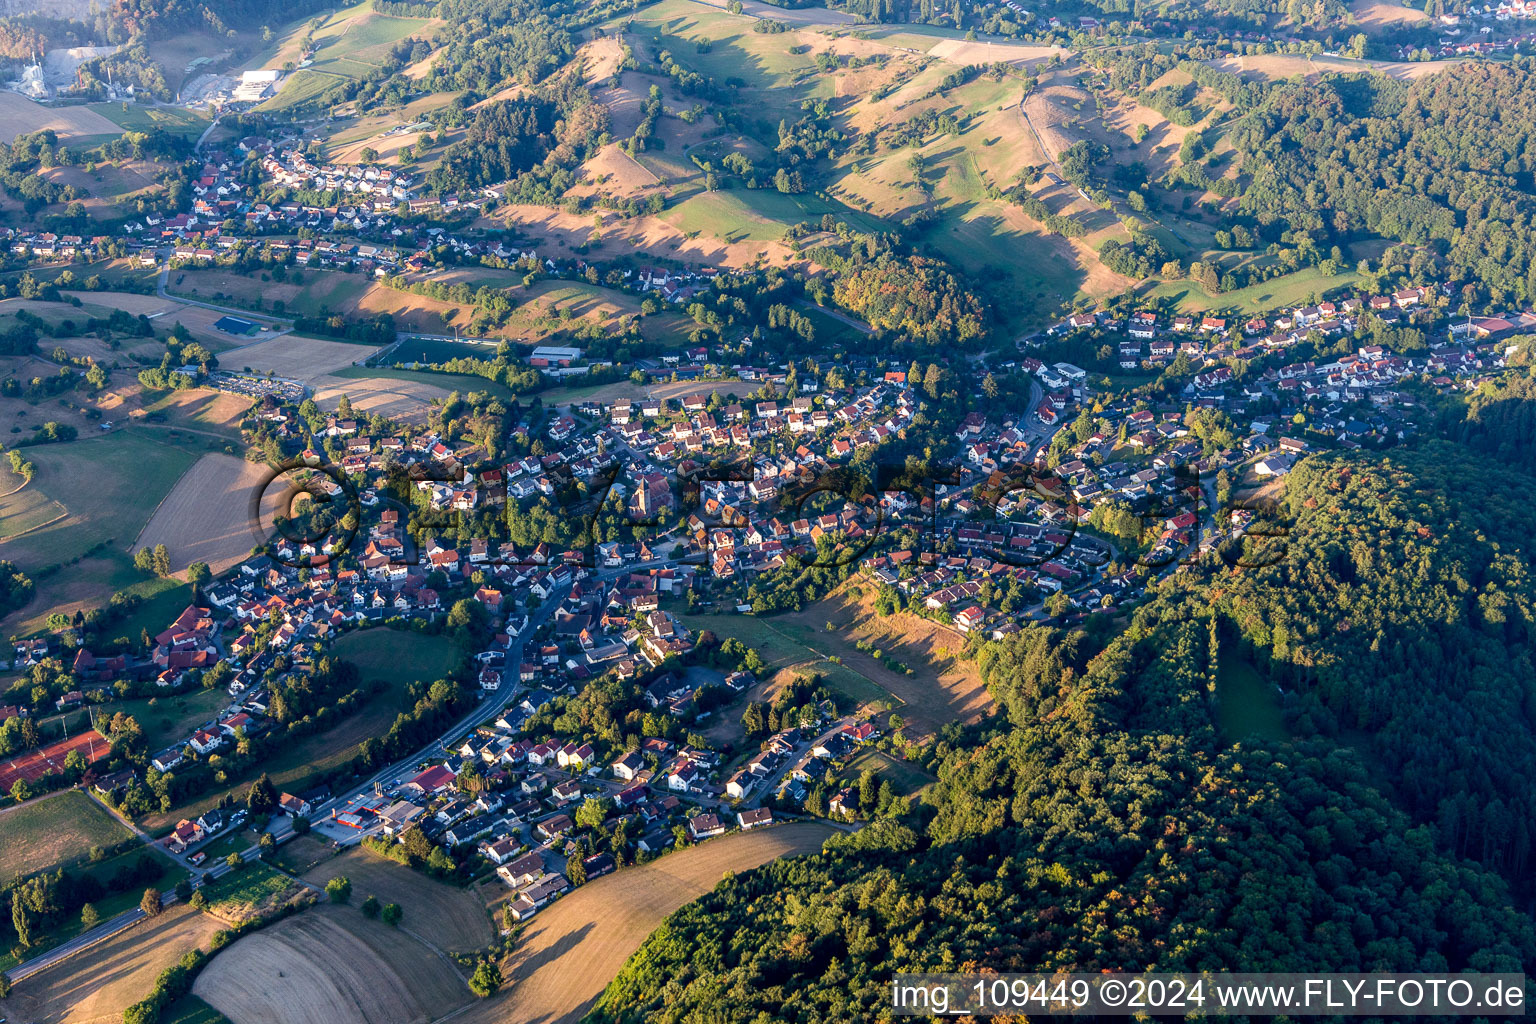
[0,905,223,1024]
[219,335,380,381]
[0,428,203,571]
[302,847,494,953]
[166,267,371,319]
[0,93,120,143]
[200,862,311,925]
[193,905,471,1024]
[136,388,255,437]
[462,822,836,1024]
[311,367,467,419]
[0,790,133,880]
[130,452,271,576]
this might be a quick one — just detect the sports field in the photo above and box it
[0,732,113,794]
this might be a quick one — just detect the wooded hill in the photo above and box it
[587,442,1536,1022]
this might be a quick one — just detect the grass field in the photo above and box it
[1141,263,1364,315]
[201,861,307,924]
[88,102,212,138]
[0,429,202,571]
[258,2,438,113]
[193,905,472,1024]
[96,688,231,752]
[0,790,133,880]
[329,628,462,687]
[0,842,187,972]
[1216,649,1288,744]
[303,846,494,953]
[686,584,992,735]
[845,748,935,796]
[462,822,836,1024]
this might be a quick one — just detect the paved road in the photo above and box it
[304,557,685,847]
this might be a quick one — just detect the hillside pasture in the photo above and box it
[193,906,471,1024]
[131,453,270,576]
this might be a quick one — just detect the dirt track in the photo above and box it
[457,822,835,1024]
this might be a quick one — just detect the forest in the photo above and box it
[1235,60,1536,305]
[586,442,1536,1023]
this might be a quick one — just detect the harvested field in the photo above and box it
[222,335,378,381]
[928,38,1064,65]
[576,142,663,198]
[0,789,132,879]
[0,905,223,1024]
[131,453,270,576]
[1204,53,1459,81]
[0,730,111,792]
[690,0,860,23]
[303,847,494,953]
[461,822,836,1024]
[135,388,255,435]
[1350,0,1430,27]
[0,92,119,142]
[310,371,453,420]
[1022,81,1093,163]
[193,906,472,1024]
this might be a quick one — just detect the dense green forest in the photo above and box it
[587,442,1536,1022]
[1235,60,1536,305]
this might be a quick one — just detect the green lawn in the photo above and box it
[329,628,461,687]
[0,790,134,879]
[97,687,231,752]
[1141,264,1364,315]
[845,748,934,796]
[681,612,894,708]
[0,841,186,971]
[162,995,234,1024]
[88,103,211,138]
[1215,649,1289,744]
